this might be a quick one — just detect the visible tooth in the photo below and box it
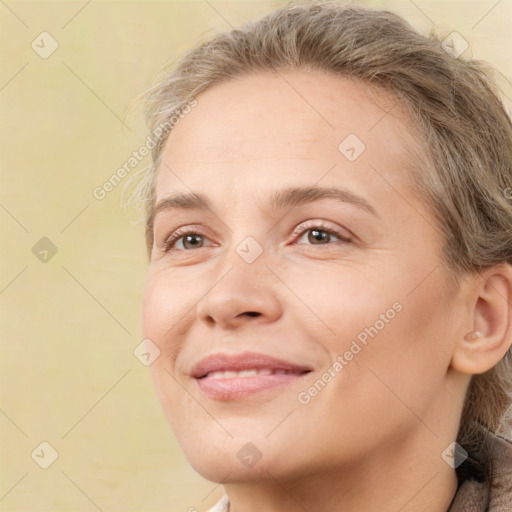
[207,371,226,379]
[238,369,259,377]
[205,368,299,379]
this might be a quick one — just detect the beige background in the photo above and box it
[0,1,510,510]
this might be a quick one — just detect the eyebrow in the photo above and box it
[151,185,378,224]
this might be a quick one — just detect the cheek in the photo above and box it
[282,263,403,350]
[290,268,454,451]
[297,261,453,389]
[342,270,454,411]
[142,271,191,347]
[141,273,188,405]
[142,274,166,337]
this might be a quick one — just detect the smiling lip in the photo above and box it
[190,351,312,401]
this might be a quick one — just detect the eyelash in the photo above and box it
[162,221,352,253]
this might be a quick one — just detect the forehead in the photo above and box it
[155,69,421,200]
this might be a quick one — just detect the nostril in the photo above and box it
[245,311,260,317]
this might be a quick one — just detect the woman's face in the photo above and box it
[142,69,468,482]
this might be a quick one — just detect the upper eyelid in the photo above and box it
[162,225,215,250]
[292,219,352,236]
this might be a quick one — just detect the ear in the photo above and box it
[451,263,512,375]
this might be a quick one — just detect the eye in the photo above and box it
[292,222,352,246]
[163,228,213,252]
[161,221,352,253]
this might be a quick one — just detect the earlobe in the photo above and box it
[451,264,512,375]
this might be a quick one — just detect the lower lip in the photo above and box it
[195,373,308,400]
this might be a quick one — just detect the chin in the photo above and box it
[186,449,272,483]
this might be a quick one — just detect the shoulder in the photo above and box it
[487,433,512,510]
[450,432,512,511]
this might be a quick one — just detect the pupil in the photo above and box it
[185,234,202,248]
[310,229,328,244]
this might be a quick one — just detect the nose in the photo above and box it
[196,260,283,329]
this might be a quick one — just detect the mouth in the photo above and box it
[199,368,308,379]
[190,352,313,401]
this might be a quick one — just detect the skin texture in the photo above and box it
[142,69,512,512]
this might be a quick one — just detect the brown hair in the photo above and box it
[130,0,512,467]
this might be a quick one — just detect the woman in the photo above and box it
[134,1,512,510]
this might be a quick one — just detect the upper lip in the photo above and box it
[190,351,313,379]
